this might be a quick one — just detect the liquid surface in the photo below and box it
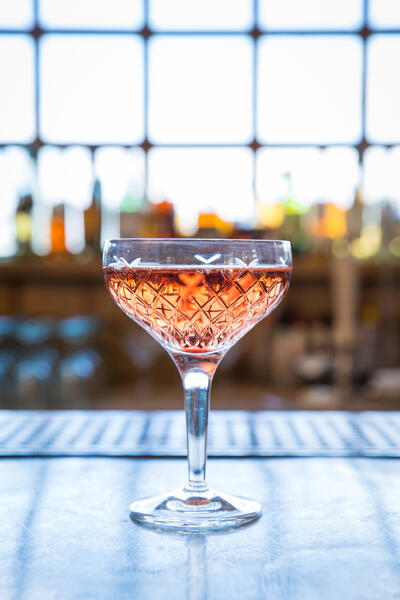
[104,265,291,353]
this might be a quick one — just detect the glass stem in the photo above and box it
[172,352,223,493]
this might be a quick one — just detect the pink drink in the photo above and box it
[104,264,291,353]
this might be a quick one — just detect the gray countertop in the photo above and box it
[2,410,400,457]
[2,455,400,600]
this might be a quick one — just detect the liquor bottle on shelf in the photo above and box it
[281,172,303,216]
[83,179,102,257]
[346,186,364,242]
[119,186,144,239]
[15,193,33,257]
[232,224,264,240]
[50,203,67,255]
[58,317,103,409]
[195,211,233,238]
[257,201,285,240]
[380,201,397,258]
[303,203,345,256]
[152,199,175,238]
[137,199,158,238]
[13,319,58,409]
[132,198,176,238]
[279,172,311,255]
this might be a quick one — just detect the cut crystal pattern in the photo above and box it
[104,265,291,353]
[105,263,290,352]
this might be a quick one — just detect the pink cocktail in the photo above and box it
[103,239,292,531]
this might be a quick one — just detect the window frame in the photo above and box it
[0,0,399,201]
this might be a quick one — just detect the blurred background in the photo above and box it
[0,0,399,411]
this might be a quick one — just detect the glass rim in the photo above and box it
[105,238,291,245]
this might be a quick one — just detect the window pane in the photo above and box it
[259,0,362,30]
[40,35,144,144]
[63,147,94,209]
[0,36,35,143]
[95,147,145,243]
[257,36,362,144]
[94,147,145,209]
[38,146,94,207]
[366,35,400,143]
[322,147,360,208]
[363,146,400,205]
[39,0,143,30]
[149,0,253,31]
[148,148,254,230]
[149,36,252,143]
[257,147,360,209]
[0,0,33,29]
[369,0,400,29]
[0,147,33,207]
[37,146,67,205]
[256,148,322,208]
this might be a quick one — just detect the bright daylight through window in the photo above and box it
[0,0,399,253]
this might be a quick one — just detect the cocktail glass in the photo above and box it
[103,239,292,531]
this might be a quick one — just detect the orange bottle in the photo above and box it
[50,203,67,254]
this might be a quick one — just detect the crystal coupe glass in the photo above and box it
[103,239,292,531]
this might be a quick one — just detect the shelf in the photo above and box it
[0,255,398,322]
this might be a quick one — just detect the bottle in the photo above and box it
[15,193,33,257]
[280,172,310,254]
[120,187,143,238]
[139,199,158,238]
[50,204,67,255]
[83,180,102,255]
[153,199,175,238]
[196,211,233,238]
[346,186,364,241]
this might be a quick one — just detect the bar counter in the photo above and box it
[1,410,400,599]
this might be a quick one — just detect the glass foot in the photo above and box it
[129,487,262,532]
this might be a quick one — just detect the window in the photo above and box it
[148,147,254,228]
[39,0,144,30]
[363,146,400,205]
[257,35,362,144]
[0,0,33,29]
[259,0,362,31]
[40,34,144,144]
[256,147,360,209]
[149,0,252,31]
[0,36,35,143]
[0,0,399,234]
[148,35,252,144]
[366,35,400,143]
